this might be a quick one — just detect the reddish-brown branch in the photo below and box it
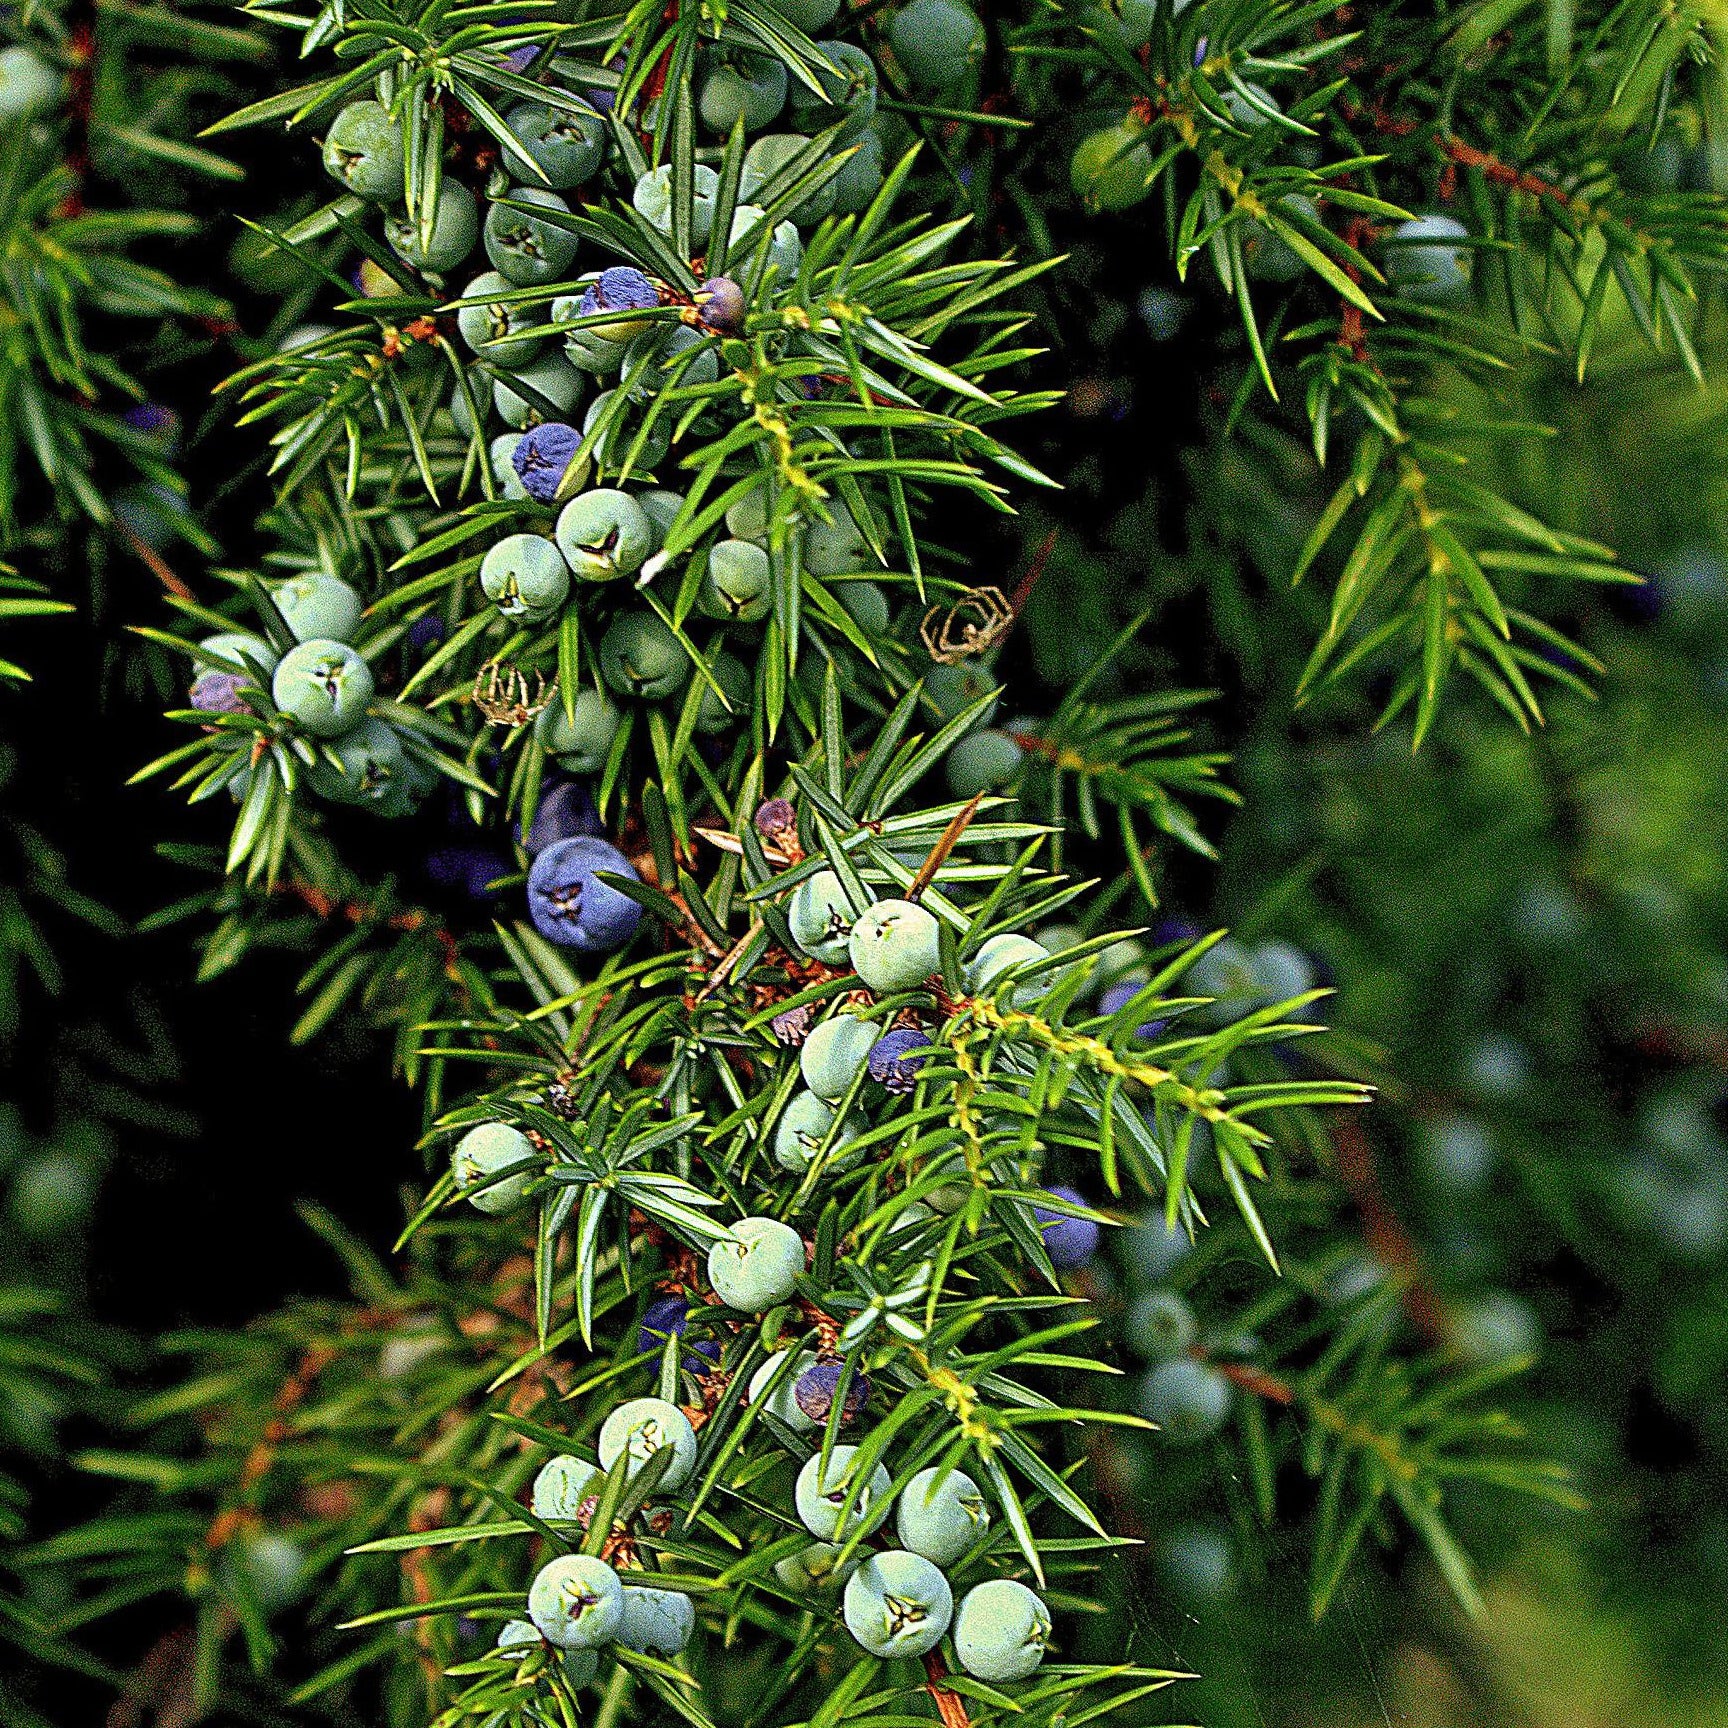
[1009,524,1061,618]
[1334,1118,1449,1346]
[1438,133,1569,205]
[924,1650,972,1728]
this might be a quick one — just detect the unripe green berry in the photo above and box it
[708,1214,804,1310]
[531,1454,601,1520]
[1139,1357,1233,1442]
[849,898,942,993]
[633,162,721,246]
[794,1443,892,1540]
[773,1088,865,1172]
[1125,1289,1197,1361]
[743,133,836,224]
[386,180,479,274]
[1070,124,1153,213]
[946,728,1023,798]
[699,538,773,622]
[953,1578,1050,1682]
[481,533,570,619]
[895,1466,989,1567]
[485,187,579,286]
[556,488,654,581]
[965,933,1050,999]
[527,1554,623,1649]
[535,685,621,772]
[698,50,788,135]
[449,1122,536,1213]
[494,355,584,430]
[503,100,605,190]
[890,0,984,91]
[598,1396,698,1490]
[272,640,374,737]
[800,1014,878,1100]
[842,1550,952,1658]
[322,100,404,201]
[313,718,405,806]
[691,651,750,733]
[788,868,856,963]
[272,572,362,644]
[457,271,545,368]
[617,1585,695,1654]
[774,1540,857,1592]
[598,612,687,701]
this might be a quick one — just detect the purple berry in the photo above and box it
[754,796,796,838]
[426,845,511,901]
[640,1292,721,1365]
[867,1028,932,1094]
[527,836,643,951]
[407,615,446,653]
[513,421,582,505]
[583,266,658,318]
[794,1358,869,1424]
[522,778,602,854]
[1098,981,1163,1039]
[190,669,249,715]
[772,1003,816,1046]
[123,402,180,453]
[1034,1184,1100,1270]
[696,276,746,334]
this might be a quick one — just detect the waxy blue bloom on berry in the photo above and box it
[794,1358,869,1424]
[512,421,580,504]
[527,836,641,951]
[867,1028,931,1092]
[1035,1184,1100,1269]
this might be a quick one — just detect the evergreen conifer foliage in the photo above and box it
[1040,0,1728,742]
[48,5,1604,1727]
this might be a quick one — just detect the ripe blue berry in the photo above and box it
[617,1586,695,1654]
[450,1122,536,1214]
[531,1454,601,1521]
[953,1578,1050,1682]
[867,1028,931,1093]
[707,1215,804,1311]
[746,1348,818,1431]
[578,267,659,344]
[523,781,602,854]
[800,1014,878,1100]
[794,1358,869,1424]
[527,836,642,951]
[512,421,582,504]
[1035,1184,1100,1270]
[695,276,746,334]
[787,868,856,963]
[895,1466,989,1567]
[273,572,362,644]
[272,640,374,737]
[535,685,622,773]
[1138,1357,1233,1442]
[794,1443,892,1540]
[322,101,404,202]
[527,1554,623,1650]
[556,488,654,582]
[598,1396,698,1490]
[639,1292,721,1366]
[385,180,479,275]
[848,899,941,993]
[598,612,687,701]
[1098,980,1161,1039]
[191,670,248,715]
[842,1551,952,1658]
[456,271,544,368]
[480,533,570,619]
